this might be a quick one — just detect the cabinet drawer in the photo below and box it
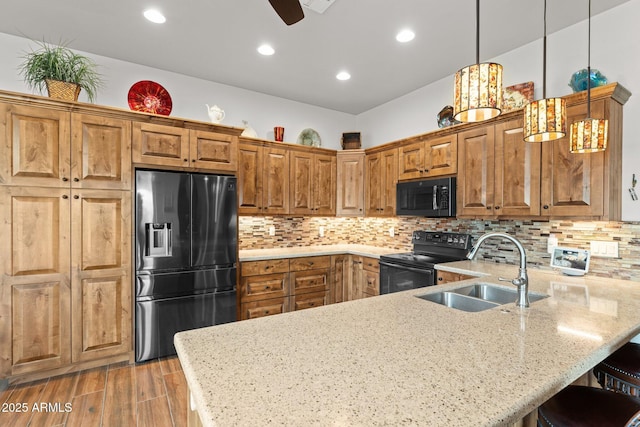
[240,273,289,301]
[291,291,328,312]
[362,257,379,273]
[241,297,289,320]
[290,256,331,271]
[241,259,289,276]
[291,269,329,294]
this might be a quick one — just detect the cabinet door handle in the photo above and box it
[62,195,69,199]
[183,158,188,162]
[73,195,79,199]
[543,205,549,209]
[73,177,79,182]
[62,177,68,182]
[494,206,501,210]
[486,206,492,210]
[192,159,196,162]
[438,277,443,281]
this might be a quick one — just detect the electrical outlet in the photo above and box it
[268,225,275,236]
[319,226,325,237]
[388,227,395,237]
[590,241,619,258]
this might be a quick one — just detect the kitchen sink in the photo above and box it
[416,283,548,312]
[417,292,500,312]
[453,283,548,305]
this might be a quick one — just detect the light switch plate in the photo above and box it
[590,241,619,258]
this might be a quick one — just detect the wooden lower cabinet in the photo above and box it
[351,256,380,300]
[330,255,350,304]
[0,186,131,380]
[239,254,380,319]
[436,270,475,284]
[239,256,331,320]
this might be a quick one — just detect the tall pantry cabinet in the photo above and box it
[0,97,132,380]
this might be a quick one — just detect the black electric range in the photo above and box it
[379,231,473,294]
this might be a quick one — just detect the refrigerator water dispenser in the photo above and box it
[146,223,172,257]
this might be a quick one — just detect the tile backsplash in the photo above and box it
[239,216,640,282]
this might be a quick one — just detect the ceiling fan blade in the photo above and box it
[268,0,304,25]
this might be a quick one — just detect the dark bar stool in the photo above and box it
[538,385,640,427]
[593,342,640,396]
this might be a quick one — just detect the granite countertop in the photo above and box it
[239,244,401,261]
[175,260,640,426]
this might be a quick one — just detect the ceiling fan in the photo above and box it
[268,0,305,25]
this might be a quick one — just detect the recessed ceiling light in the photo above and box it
[257,44,275,56]
[396,29,415,43]
[336,71,351,81]
[144,9,166,24]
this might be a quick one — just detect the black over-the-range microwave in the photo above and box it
[396,177,456,217]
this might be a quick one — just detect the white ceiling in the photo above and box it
[0,0,630,114]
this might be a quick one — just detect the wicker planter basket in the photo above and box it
[45,79,81,101]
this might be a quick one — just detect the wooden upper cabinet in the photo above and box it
[290,150,336,215]
[290,150,314,214]
[238,142,262,213]
[132,122,238,172]
[313,153,337,215]
[458,118,541,218]
[336,150,365,216]
[398,134,457,181]
[398,141,423,180]
[366,148,397,216]
[540,100,607,218]
[189,130,237,172]
[262,146,290,214]
[424,134,457,177]
[238,140,289,215]
[132,122,190,167]
[0,103,71,188]
[71,113,131,190]
[0,105,131,191]
[494,117,541,217]
[457,125,496,217]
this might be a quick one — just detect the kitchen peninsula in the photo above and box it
[175,260,640,426]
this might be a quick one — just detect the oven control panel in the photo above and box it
[412,231,472,250]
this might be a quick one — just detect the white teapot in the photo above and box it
[206,104,225,123]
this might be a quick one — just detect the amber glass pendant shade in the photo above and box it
[570,117,608,153]
[570,0,608,153]
[452,0,503,123]
[453,62,503,122]
[523,97,566,142]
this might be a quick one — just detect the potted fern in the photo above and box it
[18,40,104,102]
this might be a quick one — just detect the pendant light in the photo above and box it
[523,0,566,142]
[570,0,608,153]
[453,0,503,123]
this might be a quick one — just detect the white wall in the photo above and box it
[0,32,355,150]
[356,0,640,221]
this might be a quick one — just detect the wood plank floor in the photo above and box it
[0,357,187,427]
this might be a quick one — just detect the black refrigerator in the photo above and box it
[135,170,237,362]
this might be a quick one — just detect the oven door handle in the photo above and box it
[379,261,434,275]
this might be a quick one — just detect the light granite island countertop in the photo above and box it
[175,260,640,426]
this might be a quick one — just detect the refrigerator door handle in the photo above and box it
[146,223,172,257]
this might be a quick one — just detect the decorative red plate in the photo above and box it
[127,80,172,115]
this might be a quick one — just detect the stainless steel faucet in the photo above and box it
[466,232,530,308]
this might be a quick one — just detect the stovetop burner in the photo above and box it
[380,231,473,269]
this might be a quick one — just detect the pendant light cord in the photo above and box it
[476,0,480,65]
[543,0,547,99]
[587,0,592,118]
